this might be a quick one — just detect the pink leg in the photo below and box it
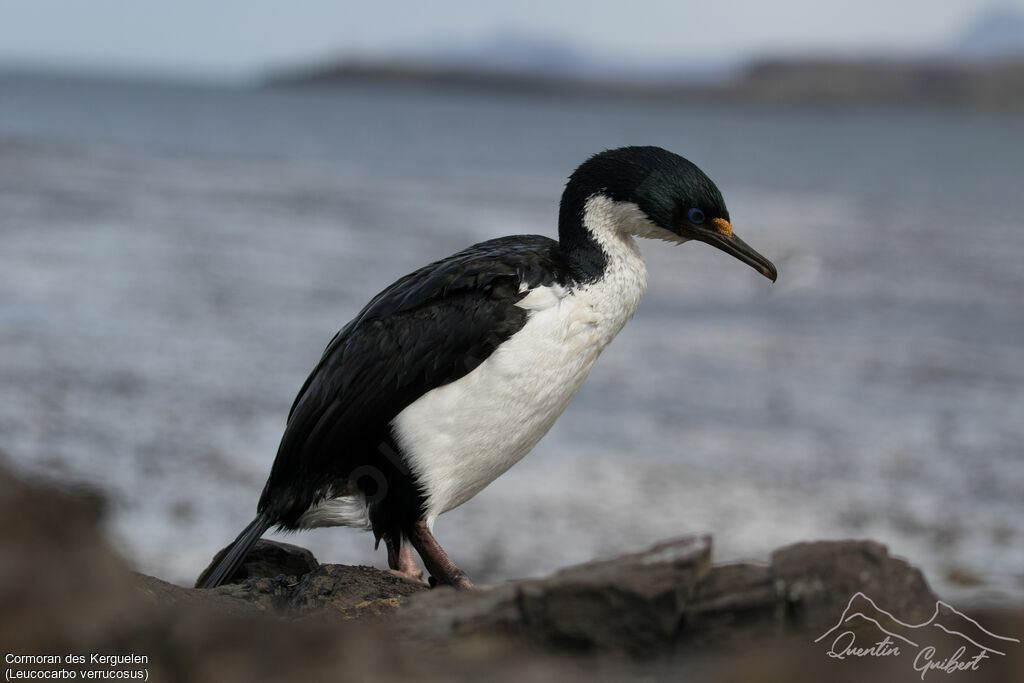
[408,520,475,590]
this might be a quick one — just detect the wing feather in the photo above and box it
[259,235,568,522]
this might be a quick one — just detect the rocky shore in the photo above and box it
[3,462,1021,681]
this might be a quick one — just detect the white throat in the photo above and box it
[582,193,689,248]
[574,194,674,322]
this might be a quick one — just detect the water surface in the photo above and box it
[1,73,1021,602]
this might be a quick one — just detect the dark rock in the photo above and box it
[5,458,1022,682]
[197,538,319,586]
[402,536,712,657]
[0,459,598,682]
[289,563,428,617]
[198,574,301,613]
[192,537,428,617]
[189,560,429,617]
[0,461,148,654]
[405,537,943,657]
[686,561,782,646]
[771,539,936,632]
[186,532,943,660]
[519,535,712,655]
[135,571,271,616]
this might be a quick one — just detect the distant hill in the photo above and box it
[952,5,1024,61]
[392,32,591,78]
[266,53,1024,111]
[730,55,1024,108]
[396,31,738,84]
[267,31,736,88]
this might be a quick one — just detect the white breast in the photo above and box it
[394,206,649,525]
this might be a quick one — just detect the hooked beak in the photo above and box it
[694,218,777,282]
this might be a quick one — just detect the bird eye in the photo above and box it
[688,208,705,224]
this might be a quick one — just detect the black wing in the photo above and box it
[258,235,569,524]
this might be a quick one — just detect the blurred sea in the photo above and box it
[1,72,1022,603]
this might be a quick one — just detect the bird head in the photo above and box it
[560,146,777,282]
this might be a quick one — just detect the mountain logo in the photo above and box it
[815,592,1019,678]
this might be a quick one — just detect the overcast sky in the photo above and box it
[0,0,1016,80]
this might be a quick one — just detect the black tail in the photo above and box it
[195,514,273,589]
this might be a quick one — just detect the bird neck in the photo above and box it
[559,194,650,287]
[559,195,648,341]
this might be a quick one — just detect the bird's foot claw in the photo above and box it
[386,568,429,587]
[451,575,475,590]
[428,571,475,591]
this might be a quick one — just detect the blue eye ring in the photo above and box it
[688,208,706,224]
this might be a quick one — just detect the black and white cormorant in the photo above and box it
[196,146,777,590]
